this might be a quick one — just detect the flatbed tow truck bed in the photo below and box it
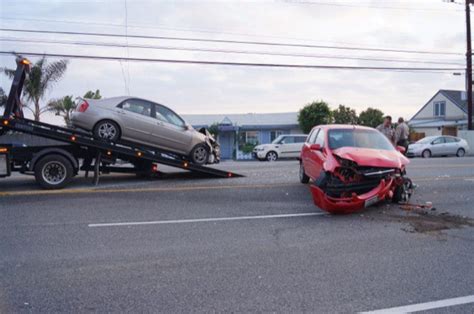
[0,57,242,189]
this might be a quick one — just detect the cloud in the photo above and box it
[0,0,467,124]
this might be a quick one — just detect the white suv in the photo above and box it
[253,134,307,161]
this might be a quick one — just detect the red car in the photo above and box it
[299,125,412,214]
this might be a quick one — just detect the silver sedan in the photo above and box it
[407,135,470,158]
[71,96,219,165]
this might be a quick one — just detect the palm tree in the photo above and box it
[47,95,76,125]
[2,56,68,121]
[83,89,102,99]
[46,90,103,126]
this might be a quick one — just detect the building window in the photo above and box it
[434,101,446,116]
[239,131,259,145]
[270,130,283,142]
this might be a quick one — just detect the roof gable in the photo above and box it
[439,90,470,113]
[221,117,233,125]
[410,90,469,121]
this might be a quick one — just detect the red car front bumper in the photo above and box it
[310,178,395,214]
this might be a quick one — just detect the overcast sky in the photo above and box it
[0,0,469,124]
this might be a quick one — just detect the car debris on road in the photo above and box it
[400,201,435,211]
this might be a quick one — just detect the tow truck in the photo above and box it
[0,57,242,189]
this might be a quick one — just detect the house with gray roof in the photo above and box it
[409,90,473,137]
[182,112,303,160]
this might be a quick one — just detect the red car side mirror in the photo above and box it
[396,145,406,154]
[310,144,322,151]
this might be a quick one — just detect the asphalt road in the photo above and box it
[1,157,474,313]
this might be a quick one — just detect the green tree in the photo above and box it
[332,105,358,124]
[208,122,220,137]
[47,95,76,125]
[83,89,102,99]
[297,100,332,134]
[358,107,384,128]
[2,57,68,121]
[0,87,7,107]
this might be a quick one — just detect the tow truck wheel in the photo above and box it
[190,144,209,165]
[34,154,73,189]
[299,162,310,184]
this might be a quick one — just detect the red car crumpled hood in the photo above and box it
[332,147,408,169]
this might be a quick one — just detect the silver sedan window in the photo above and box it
[155,105,185,128]
[121,100,152,117]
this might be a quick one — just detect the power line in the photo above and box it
[0,15,456,50]
[0,28,462,56]
[282,0,463,11]
[0,37,464,66]
[1,15,369,45]
[0,51,463,73]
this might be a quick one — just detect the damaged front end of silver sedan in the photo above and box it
[199,127,221,164]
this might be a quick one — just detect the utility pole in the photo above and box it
[466,0,473,130]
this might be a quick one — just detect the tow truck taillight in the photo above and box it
[77,100,89,112]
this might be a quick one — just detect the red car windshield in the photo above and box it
[328,129,395,151]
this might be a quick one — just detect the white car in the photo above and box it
[253,134,307,161]
[407,135,470,158]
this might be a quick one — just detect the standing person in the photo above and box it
[376,116,394,144]
[395,117,409,153]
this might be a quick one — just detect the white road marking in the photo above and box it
[361,295,474,313]
[88,212,326,228]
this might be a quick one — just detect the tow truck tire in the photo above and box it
[93,120,121,142]
[299,162,310,184]
[190,144,209,165]
[34,154,73,189]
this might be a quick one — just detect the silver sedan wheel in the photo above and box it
[266,151,278,162]
[422,150,431,158]
[193,146,208,164]
[457,148,465,157]
[97,122,118,140]
[41,161,67,185]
